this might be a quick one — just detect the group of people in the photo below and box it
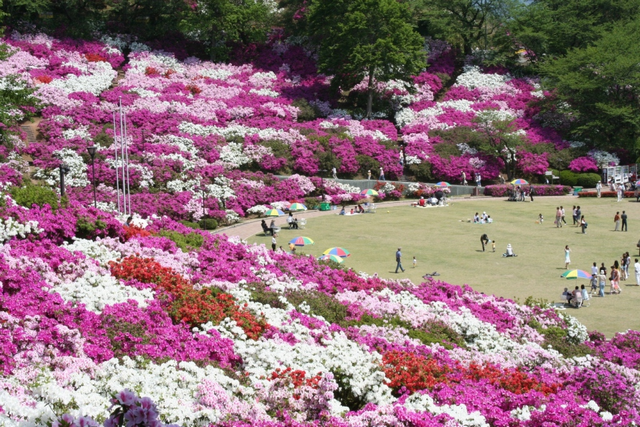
[261,219,278,236]
[460,171,482,187]
[508,185,535,202]
[414,194,445,207]
[554,206,588,233]
[473,212,493,223]
[339,205,366,215]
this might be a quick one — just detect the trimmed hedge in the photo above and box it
[578,191,635,198]
[483,185,572,197]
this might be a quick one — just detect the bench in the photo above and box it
[545,170,559,183]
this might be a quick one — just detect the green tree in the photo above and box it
[410,0,518,67]
[470,110,528,180]
[308,0,426,118]
[508,0,640,60]
[180,0,272,61]
[539,17,640,154]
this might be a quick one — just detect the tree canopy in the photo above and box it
[539,16,640,154]
[308,0,426,118]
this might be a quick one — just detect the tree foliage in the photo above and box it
[539,17,640,153]
[308,0,426,118]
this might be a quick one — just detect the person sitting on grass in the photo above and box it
[339,206,345,215]
[503,244,517,257]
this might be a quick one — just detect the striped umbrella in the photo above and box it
[318,254,344,264]
[511,178,529,185]
[265,208,285,217]
[289,236,314,246]
[560,269,592,279]
[323,247,351,258]
[436,181,451,187]
[360,189,379,196]
[289,203,307,211]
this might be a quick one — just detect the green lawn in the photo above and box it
[248,195,640,337]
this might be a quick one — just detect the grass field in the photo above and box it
[248,195,640,337]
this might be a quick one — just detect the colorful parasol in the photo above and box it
[323,247,351,258]
[265,208,285,217]
[289,236,314,246]
[289,203,307,211]
[435,181,451,187]
[560,269,592,279]
[318,254,344,264]
[360,189,379,196]
[511,178,529,185]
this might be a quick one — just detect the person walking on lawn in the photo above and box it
[395,247,405,273]
[622,211,628,231]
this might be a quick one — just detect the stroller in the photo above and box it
[502,244,517,257]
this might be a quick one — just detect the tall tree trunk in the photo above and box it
[366,66,375,119]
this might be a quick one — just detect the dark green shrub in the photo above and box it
[179,220,200,229]
[304,196,320,209]
[76,216,107,239]
[199,218,218,230]
[158,230,204,252]
[408,320,467,349]
[291,98,320,121]
[540,326,592,358]
[356,155,380,179]
[576,173,601,188]
[10,185,59,210]
[286,290,349,325]
[407,162,433,182]
[559,170,578,186]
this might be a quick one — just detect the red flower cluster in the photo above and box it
[464,362,559,395]
[145,66,160,76]
[185,84,202,95]
[269,367,323,399]
[109,256,268,339]
[123,225,153,241]
[382,351,450,393]
[85,53,107,62]
[35,75,53,84]
[383,352,559,395]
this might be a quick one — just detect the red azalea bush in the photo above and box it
[383,351,451,393]
[484,185,571,197]
[269,367,323,399]
[109,256,269,339]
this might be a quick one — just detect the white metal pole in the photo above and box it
[113,111,121,213]
[119,98,127,215]
[124,111,131,216]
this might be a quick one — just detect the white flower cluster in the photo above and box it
[561,313,589,344]
[405,393,489,426]
[51,269,155,313]
[455,66,510,89]
[0,218,42,243]
[63,237,121,266]
[247,205,269,215]
[206,177,236,202]
[34,148,89,188]
[217,142,253,168]
[62,125,92,141]
[588,149,619,167]
[49,61,116,96]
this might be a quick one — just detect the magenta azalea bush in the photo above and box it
[569,156,599,173]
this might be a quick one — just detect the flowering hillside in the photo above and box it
[2,30,640,426]
[0,31,573,226]
[2,192,640,426]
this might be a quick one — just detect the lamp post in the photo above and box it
[87,146,97,208]
[397,138,406,180]
[59,163,70,198]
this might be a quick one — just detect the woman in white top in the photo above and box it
[564,245,571,269]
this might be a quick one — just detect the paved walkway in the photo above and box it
[212,194,576,240]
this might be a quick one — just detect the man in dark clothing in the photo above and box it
[622,211,628,231]
[480,234,489,252]
[395,247,405,273]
